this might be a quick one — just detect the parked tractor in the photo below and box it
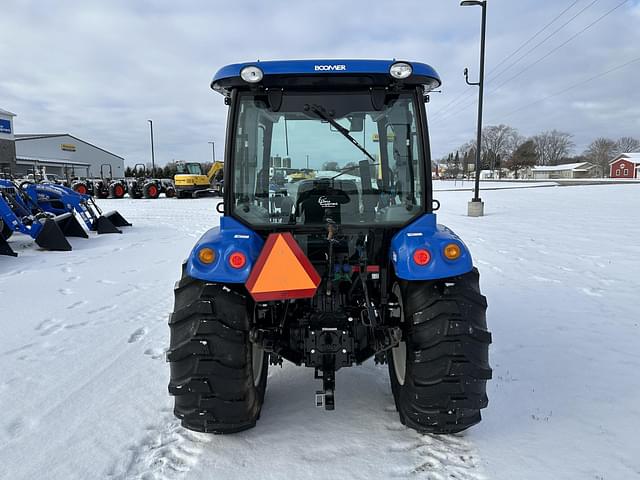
[89,164,127,199]
[125,164,162,199]
[22,181,131,234]
[167,60,491,435]
[0,179,87,255]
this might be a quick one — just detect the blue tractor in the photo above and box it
[168,60,492,434]
[0,179,88,255]
[21,182,131,234]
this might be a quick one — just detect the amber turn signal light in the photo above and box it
[198,247,216,264]
[443,243,461,260]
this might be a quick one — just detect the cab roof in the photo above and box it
[211,59,441,95]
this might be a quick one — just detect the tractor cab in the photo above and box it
[214,60,440,230]
[167,60,490,436]
[176,162,205,176]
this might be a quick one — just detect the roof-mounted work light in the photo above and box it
[240,65,264,83]
[389,62,412,79]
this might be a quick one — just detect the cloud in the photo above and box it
[1,0,638,166]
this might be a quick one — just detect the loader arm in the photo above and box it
[207,161,224,183]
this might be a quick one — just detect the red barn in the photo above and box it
[609,153,640,179]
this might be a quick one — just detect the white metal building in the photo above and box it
[0,108,17,174]
[531,162,598,180]
[14,134,124,179]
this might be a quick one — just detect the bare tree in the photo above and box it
[322,161,340,171]
[616,136,640,154]
[584,137,617,176]
[531,130,574,166]
[481,125,520,172]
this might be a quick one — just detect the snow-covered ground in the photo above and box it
[1,184,639,479]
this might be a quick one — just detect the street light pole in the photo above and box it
[148,119,156,176]
[208,141,215,163]
[461,0,487,217]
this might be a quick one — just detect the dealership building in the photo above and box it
[0,107,124,179]
[0,108,17,174]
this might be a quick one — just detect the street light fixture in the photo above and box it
[461,0,487,217]
[148,119,156,177]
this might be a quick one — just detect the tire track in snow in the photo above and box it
[107,413,211,480]
[383,406,486,479]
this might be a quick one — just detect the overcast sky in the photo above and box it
[1,0,639,165]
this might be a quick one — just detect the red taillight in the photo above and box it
[413,248,431,266]
[229,251,246,269]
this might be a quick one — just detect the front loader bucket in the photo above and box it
[103,210,132,228]
[54,212,88,238]
[92,215,122,234]
[0,235,17,257]
[35,218,73,251]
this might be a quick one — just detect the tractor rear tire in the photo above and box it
[109,183,126,199]
[387,268,492,434]
[143,183,160,199]
[167,267,268,434]
[73,182,89,196]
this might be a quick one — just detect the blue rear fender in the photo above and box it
[390,214,474,281]
[186,217,264,284]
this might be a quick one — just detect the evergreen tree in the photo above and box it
[506,140,537,179]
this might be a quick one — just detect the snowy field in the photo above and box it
[1,184,639,480]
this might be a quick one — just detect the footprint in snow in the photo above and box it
[144,348,165,360]
[532,275,561,284]
[58,288,73,296]
[97,279,118,285]
[87,305,118,315]
[581,287,603,297]
[128,328,147,343]
[64,321,89,330]
[6,418,26,437]
[67,300,88,310]
[36,318,64,336]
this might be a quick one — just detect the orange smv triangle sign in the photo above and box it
[246,233,321,302]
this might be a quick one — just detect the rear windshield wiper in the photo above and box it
[307,105,377,164]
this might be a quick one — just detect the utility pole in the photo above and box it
[148,119,156,176]
[208,141,215,163]
[306,154,309,170]
[461,0,487,217]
